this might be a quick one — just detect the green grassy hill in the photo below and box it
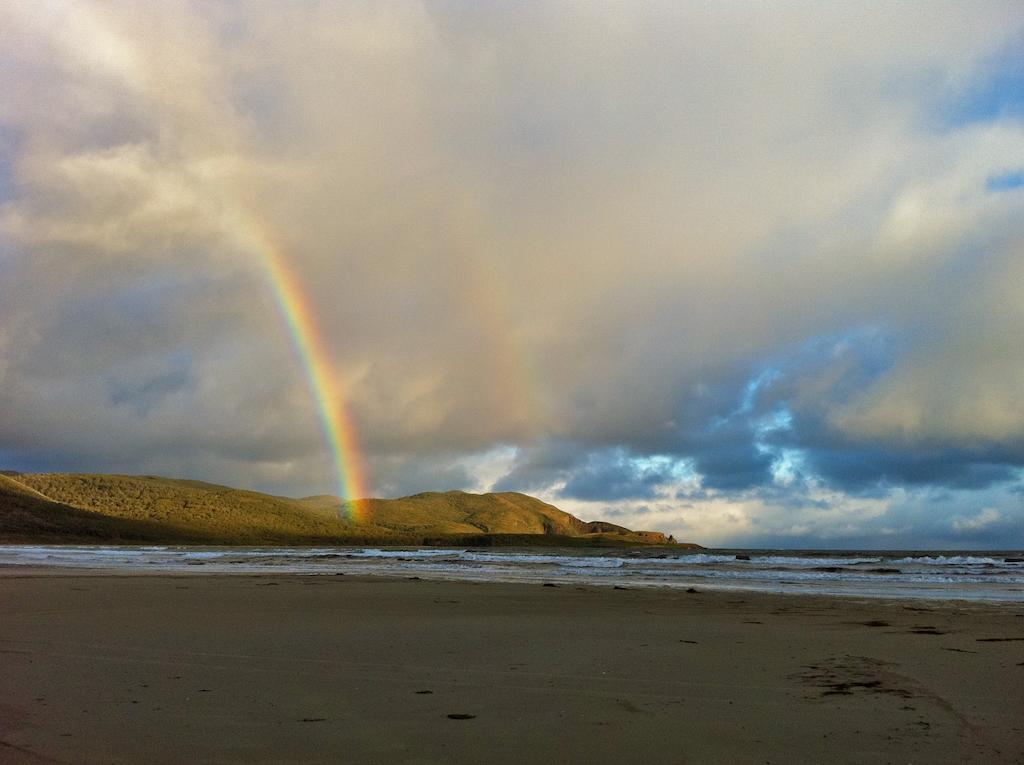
[356,491,588,535]
[0,471,694,547]
[0,473,199,543]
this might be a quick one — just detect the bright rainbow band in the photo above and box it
[241,218,369,522]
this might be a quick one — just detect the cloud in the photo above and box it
[1,1,1023,545]
[951,507,1001,533]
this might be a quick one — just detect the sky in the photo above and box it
[2,1,1023,549]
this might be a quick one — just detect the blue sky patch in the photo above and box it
[986,169,1024,192]
[939,50,1024,128]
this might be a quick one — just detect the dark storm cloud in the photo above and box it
[803,447,1020,492]
[688,440,774,492]
[558,449,687,501]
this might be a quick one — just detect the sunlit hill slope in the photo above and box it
[0,472,692,547]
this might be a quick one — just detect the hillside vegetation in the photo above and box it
[0,471,693,547]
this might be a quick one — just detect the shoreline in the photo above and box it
[1,574,1022,763]
[2,549,1022,604]
[1,564,1023,605]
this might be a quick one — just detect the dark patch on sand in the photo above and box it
[822,679,883,695]
[793,655,913,700]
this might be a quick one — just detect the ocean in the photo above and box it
[2,544,1023,602]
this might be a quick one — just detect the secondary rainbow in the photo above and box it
[237,216,370,522]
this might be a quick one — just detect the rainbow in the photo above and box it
[233,214,370,522]
[46,6,375,519]
[445,245,548,442]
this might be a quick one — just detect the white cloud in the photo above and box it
[952,507,1001,532]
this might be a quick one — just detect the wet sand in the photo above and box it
[0,573,1021,764]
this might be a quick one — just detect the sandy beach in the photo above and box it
[0,573,1021,764]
